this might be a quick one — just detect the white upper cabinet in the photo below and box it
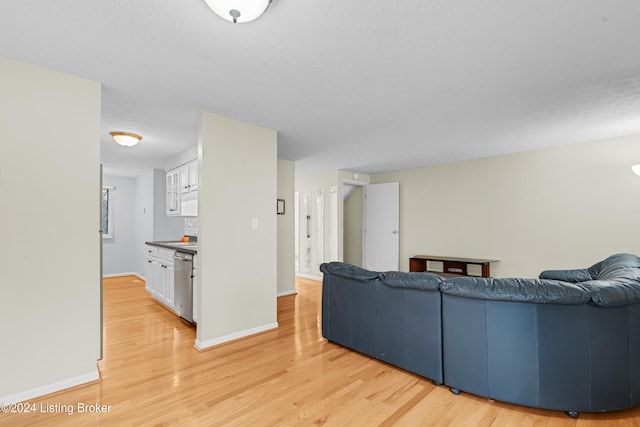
[166,169,181,216]
[180,160,198,194]
[188,161,198,192]
[167,159,198,217]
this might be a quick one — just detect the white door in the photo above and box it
[363,182,399,271]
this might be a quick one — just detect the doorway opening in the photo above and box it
[342,179,367,267]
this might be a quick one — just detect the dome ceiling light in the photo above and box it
[110,131,142,147]
[203,0,272,24]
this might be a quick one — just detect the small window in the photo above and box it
[102,186,115,239]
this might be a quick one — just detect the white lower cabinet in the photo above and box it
[145,256,155,294]
[145,246,175,310]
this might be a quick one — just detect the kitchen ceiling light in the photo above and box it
[203,0,272,24]
[632,164,640,176]
[110,131,142,147]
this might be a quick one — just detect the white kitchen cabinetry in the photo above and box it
[179,160,198,216]
[167,159,198,217]
[180,160,198,194]
[188,161,198,192]
[145,256,158,296]
[166,169,180,216]
[145,245,175,310]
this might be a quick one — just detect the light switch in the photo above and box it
[251,218,258,230]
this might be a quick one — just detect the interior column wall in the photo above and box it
[0,56,101,401]
[277,159,296,296]
[196,112,278,348]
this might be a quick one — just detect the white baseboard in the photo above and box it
[195,322,278,350]
[277,290,297,297]
[0,370,99,404]
[103,272,145,281]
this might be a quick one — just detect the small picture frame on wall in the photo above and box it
[276,199,285,215]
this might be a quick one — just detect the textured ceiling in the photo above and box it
[1,1,640,177]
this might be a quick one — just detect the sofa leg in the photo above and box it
[565,411,579,419]
[432,380,442,386]
[449,388,461,395]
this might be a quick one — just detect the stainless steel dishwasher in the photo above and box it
[173,252,194,323]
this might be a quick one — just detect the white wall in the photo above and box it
[164,145,198,171]
[113,146,195,279]
[196,112,278,348]
[277,159,296,295]
[132,169,184,278]
[0,56,101,401]
[372,134,640,278]
[133,170,155,277]
[102,175,136,276]
[151,169,184,241]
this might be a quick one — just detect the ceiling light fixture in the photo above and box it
[203,0,272,24]
[632,164,640,176]
[110,131,142,147]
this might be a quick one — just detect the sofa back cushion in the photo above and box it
[440,277,590,304]
[379,271,443,290]
[320,262,380,281]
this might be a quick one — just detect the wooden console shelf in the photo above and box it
[409,255,499,278]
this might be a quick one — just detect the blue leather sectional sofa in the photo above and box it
[320,253,640,418]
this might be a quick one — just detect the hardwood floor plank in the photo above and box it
[2,275,640,426]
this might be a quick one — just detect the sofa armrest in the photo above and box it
[440,277,590,304]
[379,271,443,290]
[538,268,593,282]
[580,279,640,307]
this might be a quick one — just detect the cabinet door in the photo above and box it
[179,165,190,194]
[150,257,163,298]
[145,256,153,293]
[156,264,166,301]
[188,161,198,191]
[164,262,175,309]
[166,169,181,216]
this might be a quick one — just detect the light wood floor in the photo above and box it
[2,276,640,426]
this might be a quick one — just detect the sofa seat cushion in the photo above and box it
[440,277,590,304]
[379,271,443,290]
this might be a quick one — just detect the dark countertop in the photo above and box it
[146,241,198,255]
